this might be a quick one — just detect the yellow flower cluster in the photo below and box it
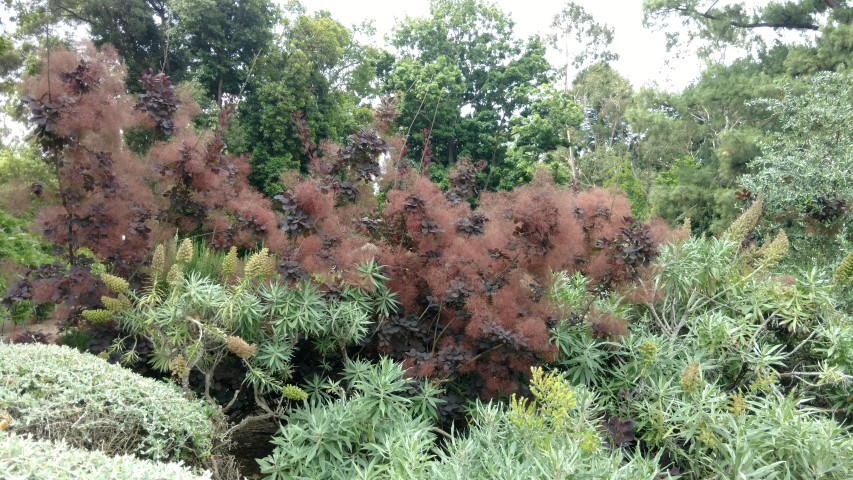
[101,273,129,295]
[225,335,257,360]
[282,384,309,401]
[578,428,599,454]
[176,238,194,264]
[82,309,113,323]
[755,229,789,269]
[221,246,238,279]
[680,362,702,393]
[834,248,853,285]
[169,354,190,378]
[244,247,275,281]
[507,394,547,433]
[507,367,585,450]
[528,366,577,430]
[723,193,763,245]
[151,244,166,276]
[101,294,131,313]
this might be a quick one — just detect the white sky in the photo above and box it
[306,0,707,91]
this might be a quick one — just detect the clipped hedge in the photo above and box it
[0,343,223,465]
[0,432,211,480]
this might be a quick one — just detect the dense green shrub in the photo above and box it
[258,358,442,479]
[0,432,211,480]
[0,210,54,323]
[425,368,665,479]
[0,210,53,268]
[0,343,224,466]
[252,233,853,478]
[91,237,399,450]
[741,72,853,269]
[548,235,853,477]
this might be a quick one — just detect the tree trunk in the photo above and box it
[217,75,224,106]
[567,126,579,193]
[447,136,457,165]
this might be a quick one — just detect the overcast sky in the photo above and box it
[305,0,707,91]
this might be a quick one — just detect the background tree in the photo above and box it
[549,1,618,89]
[237,9,380,195]
[629,55,781,234]
[496,85,583,190]
[741,72,853,266]
[385,0,550,187]
[644,0,853,60]
[8,0,176,88]
[167,0,276,103]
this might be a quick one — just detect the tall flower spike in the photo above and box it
[101,273,129,295]
[680,217,692,238]
[834,248,853,285]
[680,362,701,393]
[151,244,166,276]
[755,229,788,269]
[225,335,257,359]
[169,354,190,378]
[102,294,131,312]
[176,238,194,263]
[221,246,238,280]
[82,309,113,323]
[244,247,274,281]
[723,193,763,245]
[282,385,308,401]
[167,263,184,287]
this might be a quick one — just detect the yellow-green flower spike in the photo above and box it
[166,264,184,287]
[100,273,129,295]
[638,339,658,368]
[755,229,789,269]
[729,391,747,417]
[680,217,692,238]
[176,238,194,264]
[723,193,763,245]
[221,246,238,280]
[244,248,275,281]
[834,248,853,285]
[282,384,308,401]
[82,309,113,323]
[151,244,166,276]
[101,294,131,313]
[680,362,702,393]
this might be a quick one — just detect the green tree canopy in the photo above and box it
[645,0,853,67]
[742,72,853,253]
[238,10,380,195]
[385,0,551,187]
[168,0,277,103]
